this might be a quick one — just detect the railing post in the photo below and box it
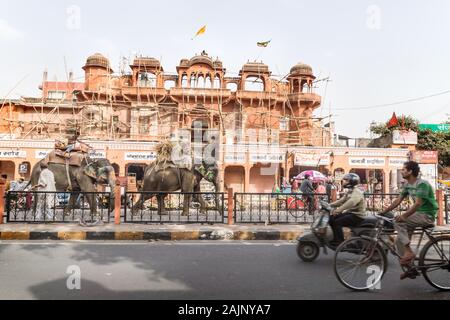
[331,188,337,202]
[227,188,234,225]
[0,183,5,224]
[114,182,121,225]
[436,189,444,226]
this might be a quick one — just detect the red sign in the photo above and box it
[410,151,438,164]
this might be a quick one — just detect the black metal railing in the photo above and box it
[6,191,113,223]
[233,193,327,224]
[363,193,411,214]
[124,192,225,224]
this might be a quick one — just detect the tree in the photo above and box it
[369,115,419,136]
[369,115,450,167]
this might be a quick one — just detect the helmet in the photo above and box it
[342,173,360,188]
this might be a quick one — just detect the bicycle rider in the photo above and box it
[381,161,438,275]
[329,173,367,247]
[300,174,315,214]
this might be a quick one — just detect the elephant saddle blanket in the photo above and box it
[42,150,87,167]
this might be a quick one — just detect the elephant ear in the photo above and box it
[83,165,98,180]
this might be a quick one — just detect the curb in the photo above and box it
[0,230,304,241]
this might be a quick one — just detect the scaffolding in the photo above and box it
[0,55,332,147]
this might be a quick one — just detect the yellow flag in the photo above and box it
[192,25,206,39]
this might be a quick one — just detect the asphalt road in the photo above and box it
[0,241,449,300]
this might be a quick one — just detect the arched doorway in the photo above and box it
[111,163,120,177]
[126,164,146,181]
[224,166,245,193]
[0,161,15,180]
[250,164,276,193]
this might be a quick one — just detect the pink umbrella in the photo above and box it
[295,170,327,183]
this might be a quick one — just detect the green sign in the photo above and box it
[419,124,450,133]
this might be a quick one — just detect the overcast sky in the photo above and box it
[1,0,449,138]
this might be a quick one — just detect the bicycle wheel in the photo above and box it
[419,236,450,291]
[334,237,387,291]
[288,198,306,219]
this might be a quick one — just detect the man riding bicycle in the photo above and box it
[329,173,366,247]
[300,174,315,214]
[381,161,438,278]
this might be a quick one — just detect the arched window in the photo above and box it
[197,74,205,88]
[138,72,157,87]
[164,80,176,90]
[244,76,264,91]
[190,74,196,87]
[181,74,188,87]
[205,75,212,88]
[226,82,238,92]
[214,75,221,88]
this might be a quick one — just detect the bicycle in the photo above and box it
[334,214,450,291]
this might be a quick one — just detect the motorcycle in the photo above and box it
[296,200,393,262]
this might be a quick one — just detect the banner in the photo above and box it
[125,152,157,162]
[0,150,26,159]
[388,158,409,168]
[410,150,438,164]
[295,153,330,166]
[250,153,285,164]
[89,150,106,159]
[224,153,246,164]
[349,157,385,167]
[35,150,51,159]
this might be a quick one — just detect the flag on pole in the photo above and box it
[387,112,399,128]
[192,25,207,40]
[257,40,271,47]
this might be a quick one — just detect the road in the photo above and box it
[0,241,449,300]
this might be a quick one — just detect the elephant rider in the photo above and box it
[171,139,192,170]
[197,135,219,183]
[329,173,367,247]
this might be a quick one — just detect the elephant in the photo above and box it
[131,163,206,216]
[28,158,117,224]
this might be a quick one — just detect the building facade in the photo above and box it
[0,52,409,193]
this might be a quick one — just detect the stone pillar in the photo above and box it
[244,165,251,193]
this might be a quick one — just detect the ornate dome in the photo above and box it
[189,54,214,69]
[241,62,270,74]
[131,57,162,70]
[290,62,313,76]
[84,53,111,70]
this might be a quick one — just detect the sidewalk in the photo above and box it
[0,223,309,241]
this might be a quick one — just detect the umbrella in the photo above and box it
[295,170,327,183]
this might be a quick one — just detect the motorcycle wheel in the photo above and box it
[297,242,320,262]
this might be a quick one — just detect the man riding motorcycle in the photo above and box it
[329,173,366,247]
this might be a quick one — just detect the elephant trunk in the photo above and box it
[105,166,117,212]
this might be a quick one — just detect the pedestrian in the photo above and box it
[291,178,300,193]
[34,163,58,221]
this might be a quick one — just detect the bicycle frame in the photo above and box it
[360,219,450,271]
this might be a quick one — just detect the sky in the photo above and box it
[1,0,449,138]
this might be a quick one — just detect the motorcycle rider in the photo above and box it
[329,173,367,247]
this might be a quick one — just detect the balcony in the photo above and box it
[169,88,232,103]
[121,86,168,98]
[235,91,279,102]
[287,92,322,105]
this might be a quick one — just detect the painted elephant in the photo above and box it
[29,158,117,223]
[132,163,206,216]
